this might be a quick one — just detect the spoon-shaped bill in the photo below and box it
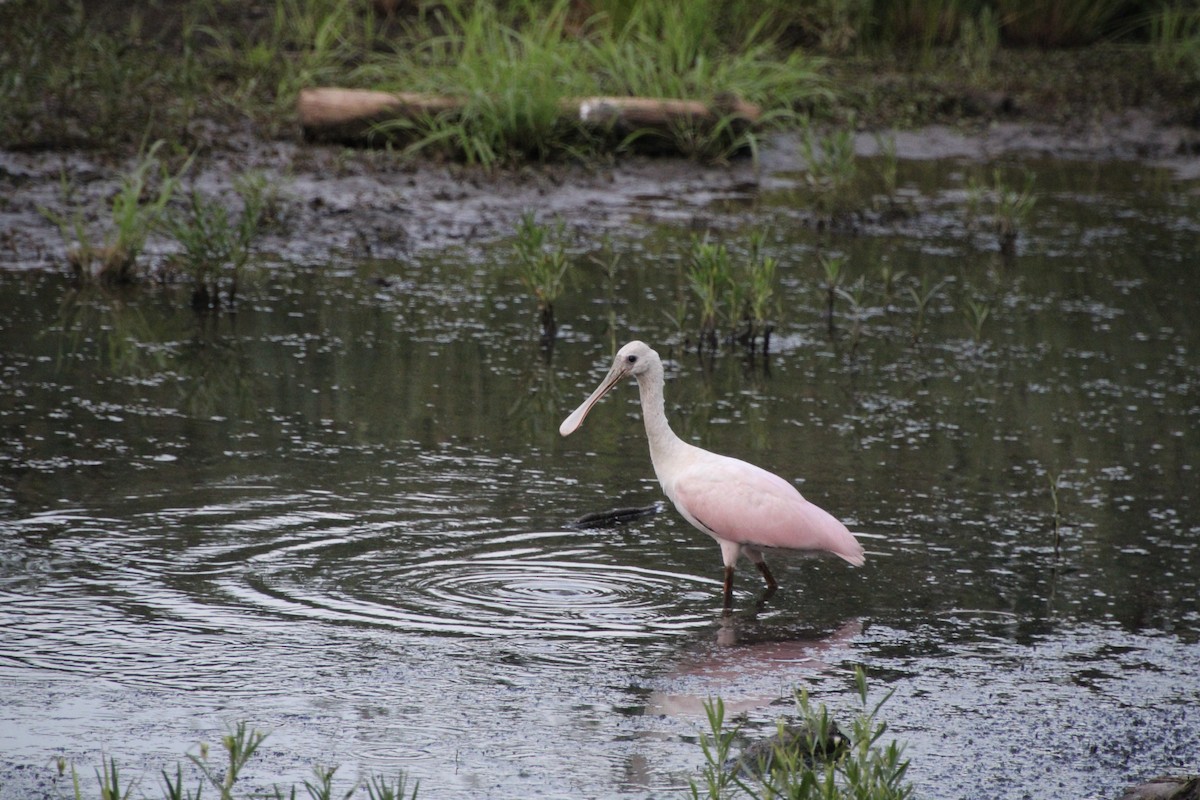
[559,365,626,436]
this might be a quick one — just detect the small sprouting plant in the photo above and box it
[1048,470,1063,558]
[872,132,901,211]
[878,261,906,305]
[363,771,421,800]
[513,212,571,338]
[956,6,1000,82]
[162,172,271,311]
[683,230,781,352]
[97,755,136,800]
[57,722,418,800]
[589,235,623,342]
[740,229,778,352]
[801,124,859,223]
[688,236,734,349]
[41,140,188,283]
[962,297,992,343]
[836,275,870,350]
[187,722,268,799]
[300,764,346,800]
[907,274,948,344]
[819,253,847,333]
[689,697,741,800]
[994,169,1037,254]
[968,168,1037,256]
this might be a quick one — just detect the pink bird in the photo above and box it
[560,341,865,610]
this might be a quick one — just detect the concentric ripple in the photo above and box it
[217,528,715,639]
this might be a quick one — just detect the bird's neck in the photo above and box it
[636,366,684,467]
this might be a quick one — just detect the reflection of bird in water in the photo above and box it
[643,618,863,718]
[559,341,865,610]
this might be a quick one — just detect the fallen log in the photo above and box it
[297,87,762,148]
[297,88,465,142]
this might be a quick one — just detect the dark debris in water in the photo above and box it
[1119,775,1200,800]
[570,502,664,529]
[726,720,851,779]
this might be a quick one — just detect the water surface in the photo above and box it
[1,155,1198,799]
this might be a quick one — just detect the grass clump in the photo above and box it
[361,0,826,165]
[583,0,826,159]
[161,173,273,311]
[690,667,913,800]
[688,237,734,349]
[1148,4,1200,79]
[513,212,572,339]
[739,230,779,352]
[967,167,1037,256]
[40,140,189,284]
[367,0,592,165]
[686,231,782,352]
[55,722,419,800]
[801,124,860,225]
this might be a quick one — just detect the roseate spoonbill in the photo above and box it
[559,341,864,610]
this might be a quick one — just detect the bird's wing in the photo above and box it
[667,454,865,566]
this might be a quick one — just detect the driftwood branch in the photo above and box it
[297,87,762,147]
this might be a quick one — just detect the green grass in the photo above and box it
[0,2,185,148]
[740,230,779,351]
[818,253,847,331]
[39,140,190,283]
[1149,4,1200,79]
[801,124,860,223]
[50,683,909,800]
[690,668,913,800]
[684,231,783,351]
[365,0,596,166]
[967,167,1037,255]
[356,0,826,165]
[2,0,1197,159]
[961,296,993,342]
[57,723,419,800]
[161,172,272,310]
[512,211,572,336]
[688,237,734,349]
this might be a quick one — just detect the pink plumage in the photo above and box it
[667,454,865,565]
[560,340,865,610]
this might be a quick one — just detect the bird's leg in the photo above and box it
[743,548,778,604]
[754,560,778,592]
[755,561,778,604]
[722,566,735,610]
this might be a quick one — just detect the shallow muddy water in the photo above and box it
[2,152,1199,800]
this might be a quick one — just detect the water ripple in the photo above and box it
[212,530,714,640]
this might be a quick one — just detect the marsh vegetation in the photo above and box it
[3,2,1199,799]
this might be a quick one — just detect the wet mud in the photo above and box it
[3,110,1199,274]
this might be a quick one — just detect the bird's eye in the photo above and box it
[626,354,638,364]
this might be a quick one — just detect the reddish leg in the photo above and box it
[755,560,778,591]
[723,566,736,610]
[755,560,778,603]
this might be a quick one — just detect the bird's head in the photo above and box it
[559,341,660,436]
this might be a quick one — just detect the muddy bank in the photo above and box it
[2,110,1198,274]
